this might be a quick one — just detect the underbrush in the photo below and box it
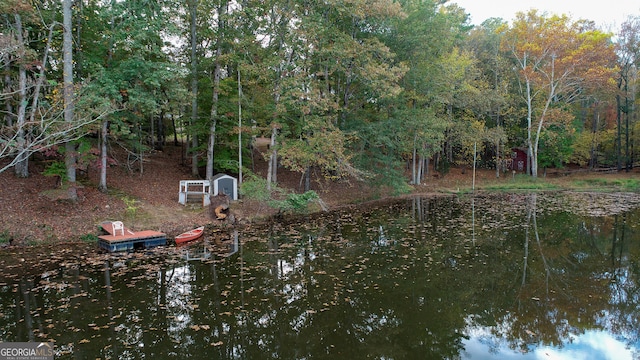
[240,173,321,214]
[80,233,99,243]
[0,230,13,245]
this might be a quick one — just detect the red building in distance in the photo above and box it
[510,148,528,173]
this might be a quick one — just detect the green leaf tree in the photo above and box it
[465,18,516,177]
[77,0,184,190]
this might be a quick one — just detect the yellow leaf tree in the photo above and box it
[501,10,617,177]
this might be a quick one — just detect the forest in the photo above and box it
[2,0,639,199]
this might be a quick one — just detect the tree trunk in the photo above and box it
[304,166,310,192]
[495,137,500,178]
[631,77,637,169]
[417,154,423,184]
[172,111,179,146]
[530,140,538,178]
[525,76,535,177]
[75,0,84,79]
[31,28,55,126]
[157,111,164,150]
[616,94,622,171]
[410,133,417,184]
[206,117,217,181]
[13,21,55,178]
[13,14,28,178]
[189,0,199,177]
[266,126,278,191]
[150,114,155,150]
[63,0,77,201]
[14,64,28,178]
[3,54,13,126]
[425,156,430,178]
[97,0,116,193]
[138,125,144,175]
[98,120,108,192]
[433,151,439,173]
[207,0,225,182]
[589,106,599,169]
[625,96,630,171]
[446,104,453,163]
[237,67,243,186]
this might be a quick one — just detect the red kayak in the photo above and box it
[175,226,205,244]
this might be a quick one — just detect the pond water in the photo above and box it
[1,192,640,359]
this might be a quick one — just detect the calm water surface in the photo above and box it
[1,192,640,359]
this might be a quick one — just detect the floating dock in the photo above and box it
[98,221,167,252]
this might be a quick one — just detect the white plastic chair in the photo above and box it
[112,221,125,236]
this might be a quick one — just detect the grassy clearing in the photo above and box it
[571,177,640,191]
[473,171,640,193]
[481,175,561,191]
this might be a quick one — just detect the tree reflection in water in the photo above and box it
[0,193,639,359]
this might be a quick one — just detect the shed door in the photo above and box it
[218,178,234,198]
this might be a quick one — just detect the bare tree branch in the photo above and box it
[0,106,111,174]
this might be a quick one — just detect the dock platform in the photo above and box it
[98,221,167,252]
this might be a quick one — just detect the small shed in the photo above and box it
[212,173,238,200]
[510,148,528,173]
[179,180,212,206]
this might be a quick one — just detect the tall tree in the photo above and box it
[616,15,640,171]
[501,11,617,177]
[2,0,49,178]
[78,0,182,187]
[466,18,513,177]
[63,0,77,200]
[96,0,118,193]
[1,0,109,177]
[253,0,302,190]
[205,0,229,182]
[11,10,29,178]
[383,0,472,185]
[286,0,407,184]
[189,0,200,177]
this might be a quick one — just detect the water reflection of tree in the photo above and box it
[495,193,640,353]
[606,213,640,347]
[520,193,551,293]
[509,192,571,349]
